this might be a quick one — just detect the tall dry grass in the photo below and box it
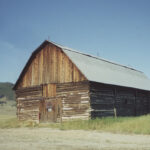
[41,115,150,134]
[1,113,150,134]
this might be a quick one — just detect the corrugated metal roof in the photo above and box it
[52,41,150,91]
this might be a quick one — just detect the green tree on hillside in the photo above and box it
[0,82,15,100]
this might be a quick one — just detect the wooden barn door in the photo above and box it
[39,84,62,122]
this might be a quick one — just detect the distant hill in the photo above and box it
[0,82,15,101]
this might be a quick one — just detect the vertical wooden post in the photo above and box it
[114,108,117,118]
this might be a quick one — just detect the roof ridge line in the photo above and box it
[46,40,143,73]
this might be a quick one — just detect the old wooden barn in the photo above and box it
[13,40,150,123]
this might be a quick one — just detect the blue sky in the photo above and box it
[0,0,150,83]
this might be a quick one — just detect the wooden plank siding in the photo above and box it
[16,44,86,89]
[39,97,62,122]
[16,85,43,123]
[43,84,56,97]
[16,82,150,122]
[115,88,135,116]
[16,82,90,122]
[149,92,150,113]
[56,81,90,120]
[90,82,115,118]
[136,90,149,116]
[16,85,43,98]
[17,98,40,123]
[89,82,150,118]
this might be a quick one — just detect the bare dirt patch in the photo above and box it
[0,128,150,150]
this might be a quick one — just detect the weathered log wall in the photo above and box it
[90,83,115,118]
[56,81,90,120]
[17,98,40,123]
[16,43,86,89]
[16,82,90,122]
[115,88,135,116]
[90,82,150,118]
[16,81,150,123]
[16,86,42,122]
[149,92,150,113]
[136,91,149,115]
[16,86,42,98]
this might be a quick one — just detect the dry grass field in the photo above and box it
[1,128,150,150]
[1,102,150,150]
